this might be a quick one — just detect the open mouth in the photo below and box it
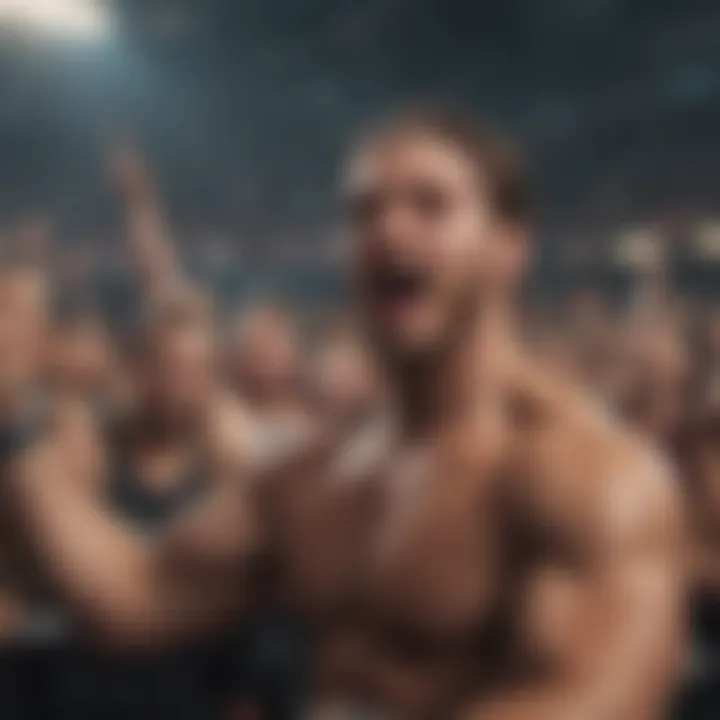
[370,266,431,306]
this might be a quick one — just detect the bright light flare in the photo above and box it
[0,0,112,41]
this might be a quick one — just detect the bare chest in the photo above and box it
[270,446,506,645]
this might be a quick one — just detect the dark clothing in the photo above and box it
[674,595,720,720]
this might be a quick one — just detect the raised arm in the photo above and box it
[464,449,686,720]
[7,407,260,651]
[108,147,184,297]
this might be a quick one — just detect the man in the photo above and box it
[226,303,309,431]
[7,109,685,718]
[78,293,253,720]
[0,260,93,620]
[0,260,50,641]
[48,307,116,405]
[106,145,253,480]
[0,261,49,427]
[0,259,109,719]
[308,318,379,425]
[107,293,244,529]
[620,316,691,444]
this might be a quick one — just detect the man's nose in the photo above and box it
[374,203,419,254]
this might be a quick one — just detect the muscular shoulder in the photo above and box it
[510,366,683,560]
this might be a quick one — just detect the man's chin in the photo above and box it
[373,331,443,369]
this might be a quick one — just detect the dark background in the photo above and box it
[0,0,718,259]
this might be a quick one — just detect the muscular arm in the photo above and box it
[109,147,183,297]
[465,449,686,720]
[8,424,260,651]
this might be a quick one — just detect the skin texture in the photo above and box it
[6,126,686,718]
[8,357,684,718]
[0,266,53,641]
[0,150,253,642]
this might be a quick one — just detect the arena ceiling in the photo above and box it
[0,0,717,242]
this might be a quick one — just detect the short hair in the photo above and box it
[355,105,531,223]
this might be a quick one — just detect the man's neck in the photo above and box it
[389,307,518,443]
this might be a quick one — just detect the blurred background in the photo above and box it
[0,0,718,311]
[0,1,718,719]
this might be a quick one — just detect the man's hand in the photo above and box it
[106,144,182,296]
[107,146,155,202]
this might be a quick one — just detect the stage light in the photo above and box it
[0,0,112,41]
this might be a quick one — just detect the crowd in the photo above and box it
[0,140,716,720]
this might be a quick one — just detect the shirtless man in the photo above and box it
[7,110,685,718]
[0,260,51,638]
[107,145,252,474]
[309,319,379,425]
[106,295,247,528]
[49,308,116,405]
[226,303,310,431]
